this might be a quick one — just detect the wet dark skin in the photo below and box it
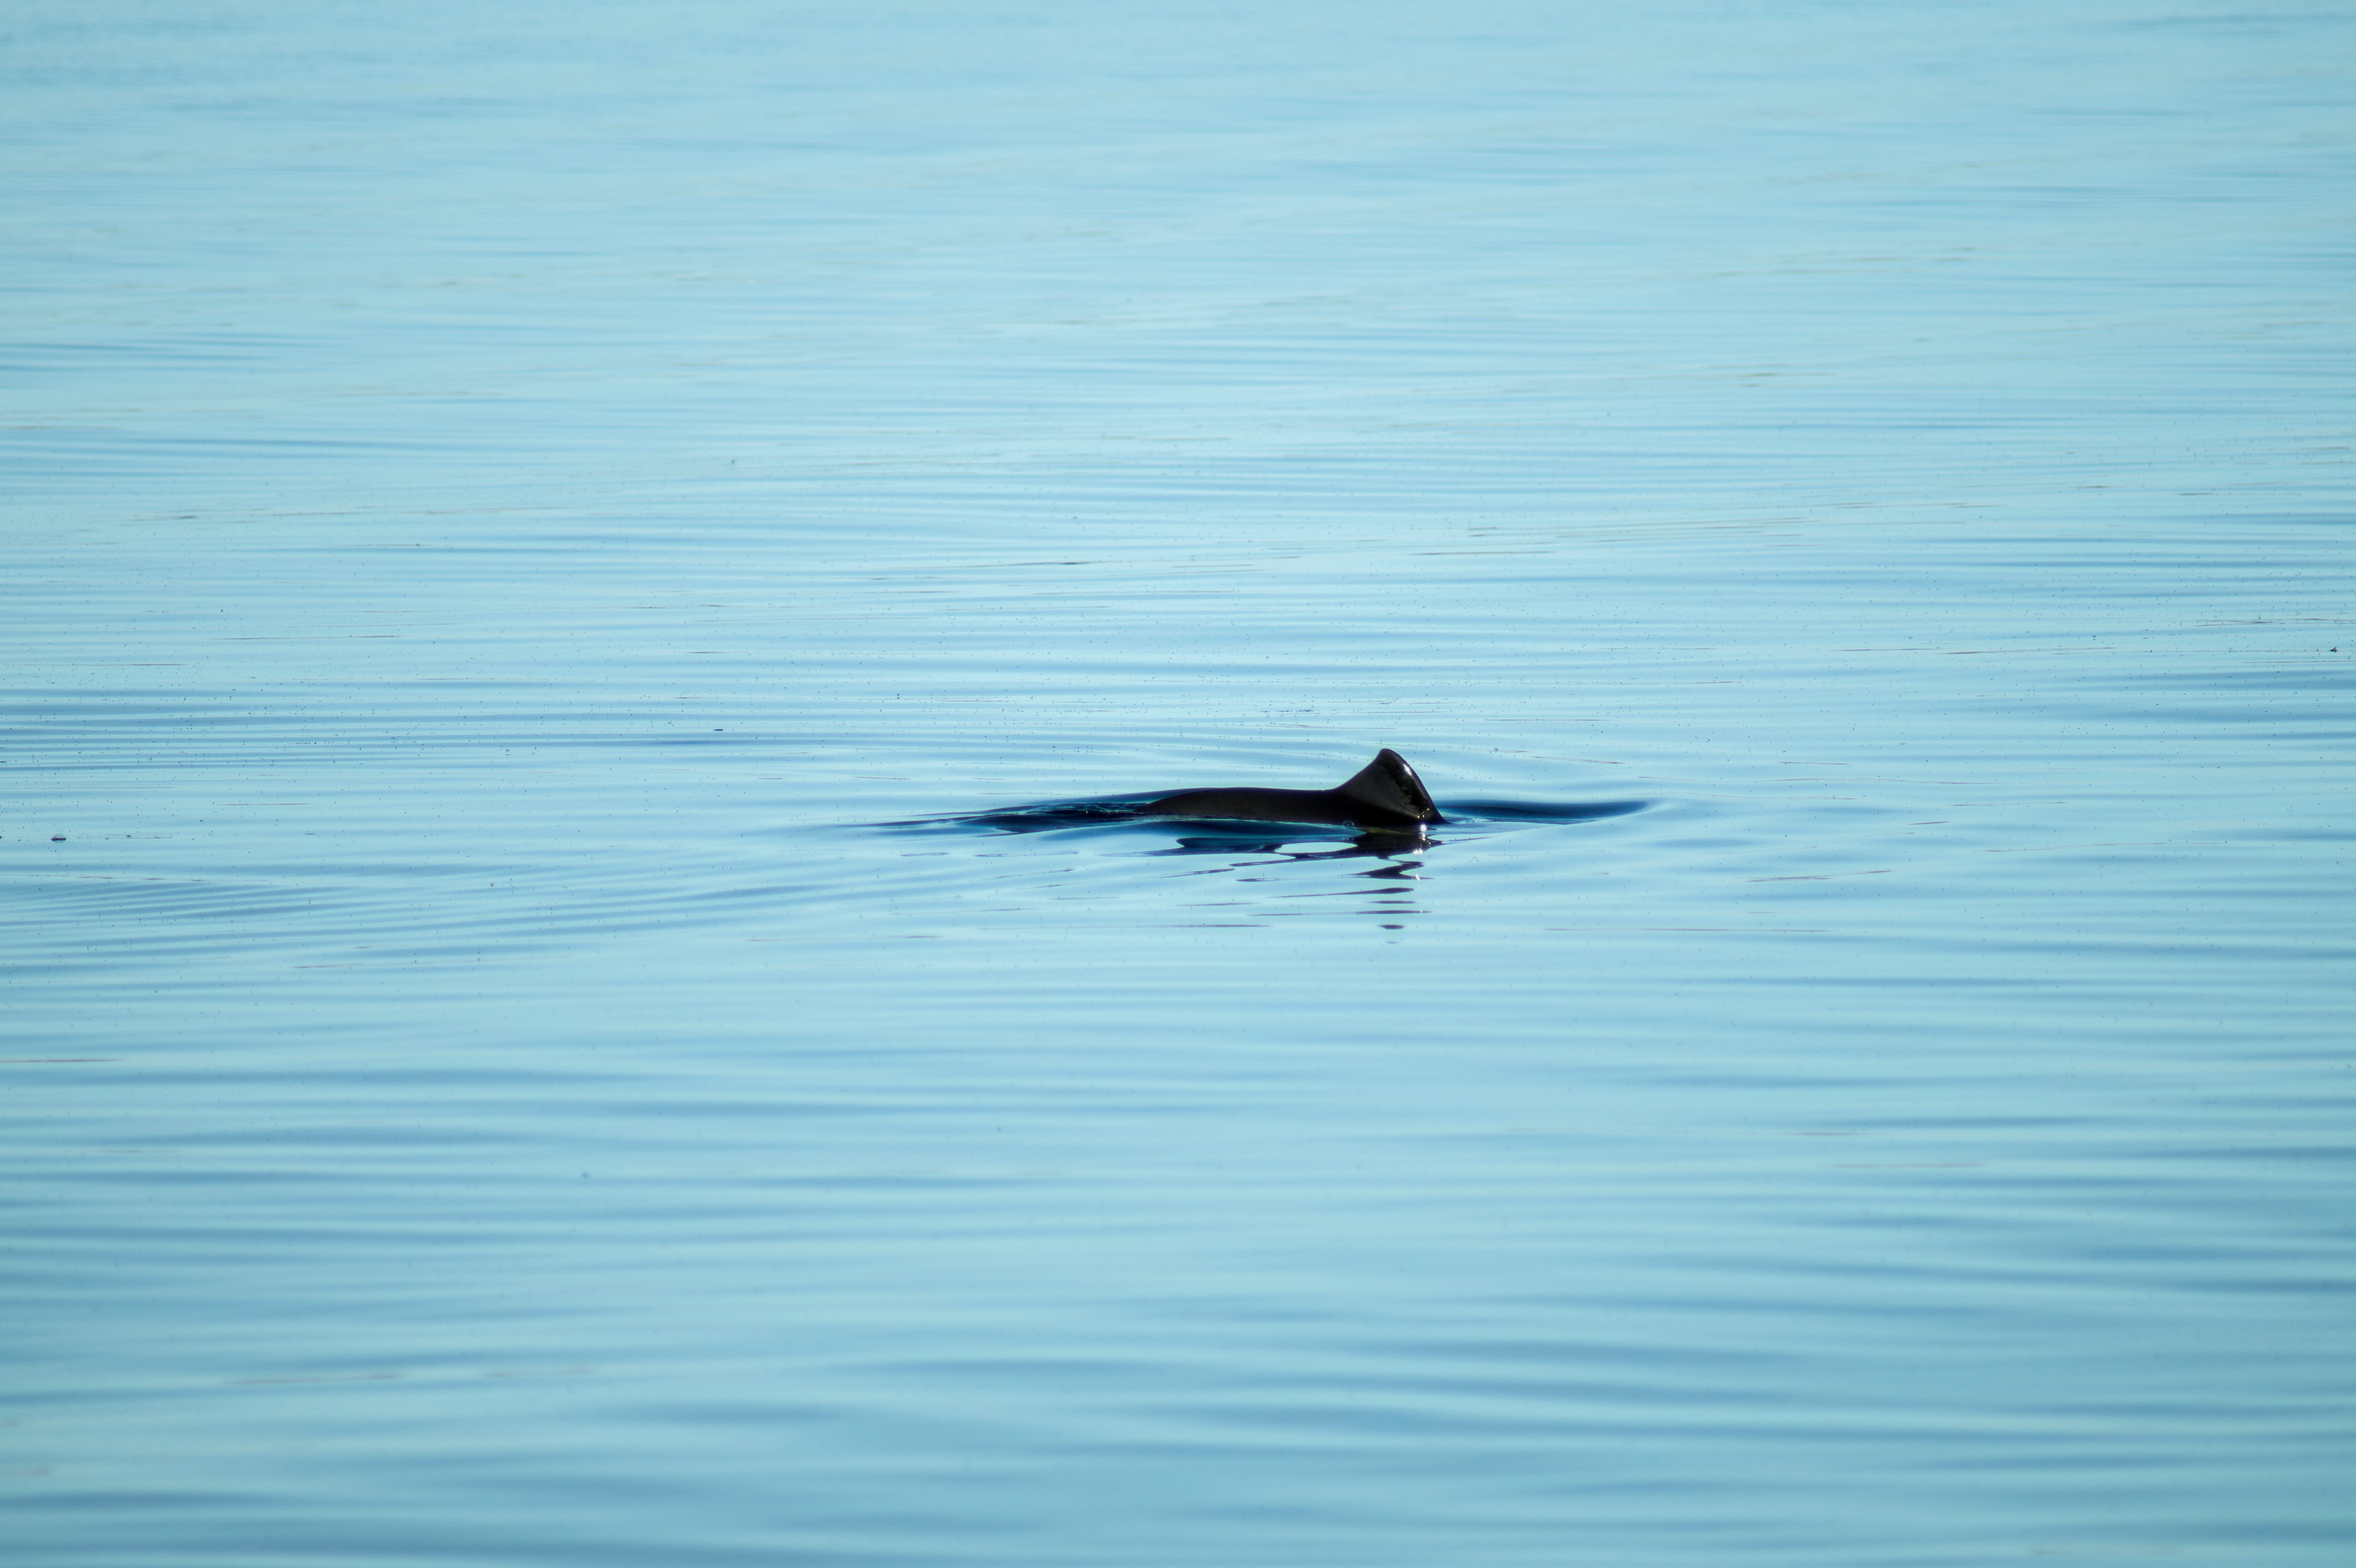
[1145,749,1443,829]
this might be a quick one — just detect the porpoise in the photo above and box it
[1144,749,1442,829]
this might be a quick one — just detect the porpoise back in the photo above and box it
[1145,749,1442,828]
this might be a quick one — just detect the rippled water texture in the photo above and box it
[6,2,2352,1563]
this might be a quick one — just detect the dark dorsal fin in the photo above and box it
[1334,749,1439,823]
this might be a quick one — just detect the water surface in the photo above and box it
[5,3,2352,1564]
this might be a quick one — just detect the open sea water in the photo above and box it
[4,2,2352,1563]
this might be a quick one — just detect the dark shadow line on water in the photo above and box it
[879,797,1648,851]
[866,802,1651,917]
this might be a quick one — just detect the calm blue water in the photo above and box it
[6,3,2352,1563]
